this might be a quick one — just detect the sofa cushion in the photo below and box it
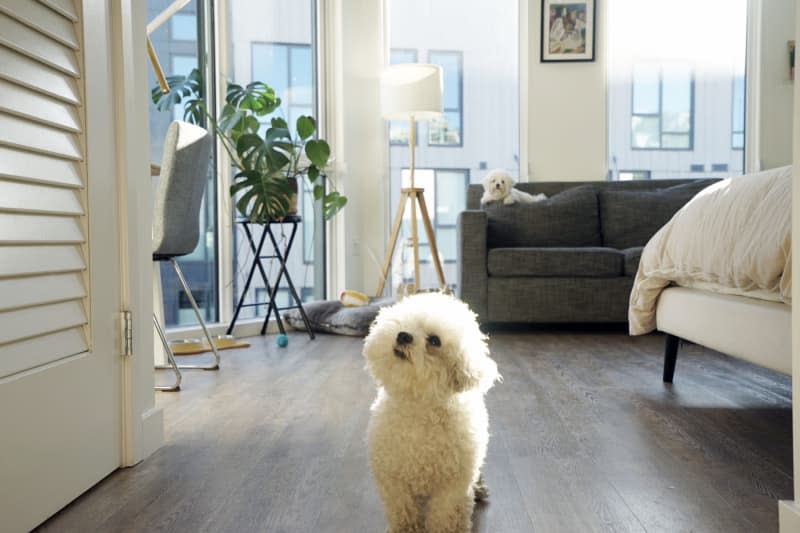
[599,180,715,249]
[488,247,623,278]
[622,246,643,276]
[485,185,601,248]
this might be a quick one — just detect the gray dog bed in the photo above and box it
[283,297,395,337]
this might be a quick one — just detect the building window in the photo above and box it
[631,63,693,150]
[400,168,469,264]
[254,287,291,316]
[618,170,651,181]
[389,49,419,145]
[236,14,322,318]
[251,42,313,135]
[732,75,745,149]
[170,13,197,41]
[427,51,463,146]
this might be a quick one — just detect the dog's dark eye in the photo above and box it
[426,335,441,347]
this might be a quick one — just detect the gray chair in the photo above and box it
[153,121,218,391]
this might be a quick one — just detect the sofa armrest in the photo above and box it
[457,210,488,322]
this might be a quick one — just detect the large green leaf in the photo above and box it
[305,139,330,169]
[235,132,292,173]
[322,191,347,220]
[151,68,205,124]
[217,103,260,143]
[296,116,316,141]
[226,82,281,116]
[230,169,294,222]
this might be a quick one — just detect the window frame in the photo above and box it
[630,63,695,151]
[389,48,419,146]
[617,170,651,181]
[731,75,745,150]
[427,50,464,148]
[250,41,314,132]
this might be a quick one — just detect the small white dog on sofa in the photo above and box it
[481,168,547,205]
[363,292,500,533]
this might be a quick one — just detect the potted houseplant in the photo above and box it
[152,68,346,222]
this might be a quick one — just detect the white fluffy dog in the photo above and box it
[481,168,547,205]
[363,292,500,533]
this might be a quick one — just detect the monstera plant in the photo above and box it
[152,68,346,222]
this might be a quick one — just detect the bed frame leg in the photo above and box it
[663,334,680,383]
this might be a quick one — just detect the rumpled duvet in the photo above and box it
[629,165,792,335]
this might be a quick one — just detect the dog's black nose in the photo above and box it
[495,183,501,189]
[396,331,413,345]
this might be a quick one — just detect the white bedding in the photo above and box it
[629,165,792,335]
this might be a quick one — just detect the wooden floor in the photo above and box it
[39,330,792,533]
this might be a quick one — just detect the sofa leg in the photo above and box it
[663,334,680,383]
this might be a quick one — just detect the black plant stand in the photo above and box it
[227,216,315,340]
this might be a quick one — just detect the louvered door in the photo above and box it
[0,1,124,531]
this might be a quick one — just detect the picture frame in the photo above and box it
[541,0,596,62]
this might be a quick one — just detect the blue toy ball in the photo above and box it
[276,333,289,348]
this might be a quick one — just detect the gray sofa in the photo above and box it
[456,179,717,324]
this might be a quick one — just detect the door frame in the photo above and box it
[104,0,163,466]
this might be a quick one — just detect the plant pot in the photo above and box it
[287,177,299,215]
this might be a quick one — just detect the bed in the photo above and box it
[628,165,792,381]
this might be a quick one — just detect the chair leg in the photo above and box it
[154,314,182,391]
[171,258,220,370]
[663,334,680,383]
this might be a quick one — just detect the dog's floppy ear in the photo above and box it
[448,343,500,393]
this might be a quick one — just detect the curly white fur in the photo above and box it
[480,168,547,206]
[363,292,500,533]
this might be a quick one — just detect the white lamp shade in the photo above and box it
[380,63,443,120]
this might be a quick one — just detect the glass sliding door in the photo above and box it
[148,0,219,327]
[227,0,323,321]
[607,0,747,180]
[387,0,520,294]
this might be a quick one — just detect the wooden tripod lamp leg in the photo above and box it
[376,191,409,297]
[409,192,420,292]
[416,192,446,289]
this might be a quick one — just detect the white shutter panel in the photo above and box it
[0,0,88,379]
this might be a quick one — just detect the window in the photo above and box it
[252,42,313,135]
[732,75,745,149]
[608,0,747,180]
[388,0,519,294]
[170,13,197,41]
[618,170,651,181]
[427,51,463,146]
[631,63,693,150]
[148,0,218,327]
[389,49,419,145]
[230,0,322,322]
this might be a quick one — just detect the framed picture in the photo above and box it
[541,0,596,62]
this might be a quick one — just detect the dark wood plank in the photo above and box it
[37,331,791,533]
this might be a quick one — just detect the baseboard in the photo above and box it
[139,407,164,461]
[779,501,800,532]
[165,318,282,341]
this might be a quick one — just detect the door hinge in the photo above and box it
[121,310,133,357]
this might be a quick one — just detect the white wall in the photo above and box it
[527,0,607,180]
[778,3,800,529]
[759,0,796,170]
[338,0,387,294]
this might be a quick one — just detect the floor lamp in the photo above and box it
[376,64,447,297]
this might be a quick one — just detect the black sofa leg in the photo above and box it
[663,334,680,383]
